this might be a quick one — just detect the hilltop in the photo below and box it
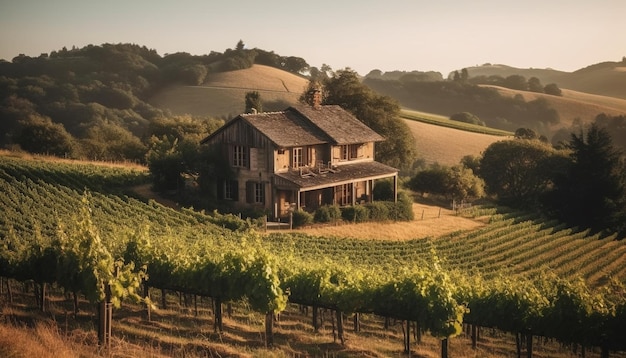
[149,65,309,118]
[461,60,626,99]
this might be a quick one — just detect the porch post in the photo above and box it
[296,190,301,210]
[394,175,398,203]
[351,182,356,206]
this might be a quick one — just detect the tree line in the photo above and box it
[408,121,626,236]
[0,41,309,163]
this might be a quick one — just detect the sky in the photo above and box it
[1,0,625,77]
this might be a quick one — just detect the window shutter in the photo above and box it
[232,180,239,202]
[249,147,257,171]
[246,181,254,203]
[217,179,224,199]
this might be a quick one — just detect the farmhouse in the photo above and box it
[200,92,398,219]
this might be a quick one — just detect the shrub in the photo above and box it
[341,205,369,223]
[314,205,342,223]
[366,201,390,221]
[386,192,414,221]
[292,210,313,228]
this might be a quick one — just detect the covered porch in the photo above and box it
[271,161,398,219]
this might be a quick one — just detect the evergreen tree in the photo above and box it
[546,124,626,234]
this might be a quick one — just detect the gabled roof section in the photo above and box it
[242,110,330,147]
[200,104,385,147]
[290,104,385,145]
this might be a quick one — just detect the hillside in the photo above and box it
[403,118,508,165]
[483,85,626,128]
[464,61,626,99]
[149,65,309,117]
[2,154,626,357]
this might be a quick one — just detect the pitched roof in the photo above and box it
[241,110,329,148]
[200,105,385,147]
[291,105,385,144]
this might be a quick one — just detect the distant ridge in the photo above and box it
[461,61,626,99]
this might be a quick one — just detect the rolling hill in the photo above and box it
[483,85,626,129]
[463,60,626,99]
[149,65,308,118]
[148,63,625,166]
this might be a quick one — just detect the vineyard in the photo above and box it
[1,154,626,357]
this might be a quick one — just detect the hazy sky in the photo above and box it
[1,0,624,77]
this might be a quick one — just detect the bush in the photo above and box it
[386,192,414,221]
[366,201,390,221]
[292,210,313,228]
[314,205,342,223]
[341,205,369,223]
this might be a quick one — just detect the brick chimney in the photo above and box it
[307,88,322,109]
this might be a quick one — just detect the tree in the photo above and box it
[479,139,568,207]
[544,83,562,96]
[16,115,75,156]
[319,69,416,171]
[245,91,262,113]
[408,164,484,201]
[450,112,485,126]
[528,77,543,93]
[460,68,469,83]
[545,124,626,233]
[514,128,539,140]
[503,75,527,91]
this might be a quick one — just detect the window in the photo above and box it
[340,144,360,161]
[246,181,265,204]
[224,180,238,200]
[335,183,353,206]
[292,147,303,168]
[254,182,265,204]
[233,145,247,167]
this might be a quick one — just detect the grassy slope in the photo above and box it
[482,85,626,129]
[149,65,308,118]
[465,62,626,99]
[403,118,509,165]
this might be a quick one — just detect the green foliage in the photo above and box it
[313,205,342,223]
[341,205,369,223]
[479,139,569,207]
[544,83,562,96]
[372,178,395,201]
[3,156,626,348]
[545,124,626,233]
[365,201,390,221]
[291,210,313,228]
[16,115,75,156]
[320,69,417,171]
[450,112,485,126]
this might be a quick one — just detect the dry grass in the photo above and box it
[482,85,626,129]
[149,65,308,118]
[297,203,484,240]
[1,294,621,358]
[403,119,508,166]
